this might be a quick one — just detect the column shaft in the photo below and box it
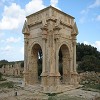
[73,41,76,72]
[24,38,28,72]
[50,32,55,74]
[42,39,46,73]
[23,37,29,85]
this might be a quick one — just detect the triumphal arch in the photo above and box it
[22,6,78,92]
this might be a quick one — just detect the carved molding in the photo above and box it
[26,6,74,28]
[41,25,48,40]
[53,25,61,40]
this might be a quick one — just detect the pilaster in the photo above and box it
[71,35,79,85]
[40,25,48,86]
[53,25,61,76]
[41,25,48,76]
[46,25,61,88]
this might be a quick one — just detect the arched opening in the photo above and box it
[59,44,70,84]
[31,44,42,84]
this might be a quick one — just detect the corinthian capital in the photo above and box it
[41,25,48,40]
[53,25,61,40]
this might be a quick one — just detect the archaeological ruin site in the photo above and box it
[0,5,100,100]
[22,6,79,93]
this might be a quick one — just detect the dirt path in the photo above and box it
[0,87,100,100]
[0,76,100,100]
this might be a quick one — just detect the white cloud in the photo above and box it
[83,41,90,45]
[83,41,100,51]
[93,41,100,51]
[96,15,100,21]
[25,0,45,15]
[0,0,46,30]
[6,37,21,43]
[0,3,25,30]
[20,46,24,55]
[79,17,86,24]
[0,33,5,43]
[80,0,100,23]
[0,0,14,6]
[0,0,48,61]
[89,0,100,8]
[50,0,58,7]
[80,9,89,15]
[1,0,14,3]
[0,33,5,39]
[1,45,13,52]
[81,0,100,14]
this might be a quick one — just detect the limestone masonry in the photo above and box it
[22,6,79,93]
[0,62,23,77]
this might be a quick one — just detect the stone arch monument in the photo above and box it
[22,6,79,92]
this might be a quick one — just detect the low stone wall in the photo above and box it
[0,62,24,77]
[79,71,100,84]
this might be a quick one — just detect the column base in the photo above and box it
[41,72,61,92]
[70,71,79,86]
[28,70,39,85]
[41,72,48,86]
[41,72,48,76]
[23,71,29,85]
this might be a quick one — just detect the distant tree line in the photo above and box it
[76,43,100,72]
[0,60,8,68]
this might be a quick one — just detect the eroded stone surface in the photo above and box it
[22,6,79,93]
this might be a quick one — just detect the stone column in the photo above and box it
[68,57,72,84]
[54,26,61,76]
[22,20,30,86]
[23,35,29,85]
[52,26,61,85]
[41,26,48,86]
[73,40,76,72]
[50,30,55,74]
[69,57,73,73]
[72,35,78,85]
[69,57,72,83]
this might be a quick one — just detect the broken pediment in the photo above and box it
[22,20,30,35]
[71,22,78,36]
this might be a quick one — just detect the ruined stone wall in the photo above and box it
[0,62,24,77]
[79,71,100,84]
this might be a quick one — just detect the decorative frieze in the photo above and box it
[26,6,74,28]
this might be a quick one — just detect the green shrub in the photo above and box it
[0,72,3,80]
[0,82,14,88]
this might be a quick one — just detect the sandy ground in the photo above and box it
[0,87,100,100]
[0,76,100,100]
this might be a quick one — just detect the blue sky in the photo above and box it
[0,0,100,61]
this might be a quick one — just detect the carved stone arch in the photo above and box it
[28,42,43,85]
[29,41,42,52]
[58,41,71,58]
[27,41,42,70]
[58,42,71,84]
[23,6,79,92]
